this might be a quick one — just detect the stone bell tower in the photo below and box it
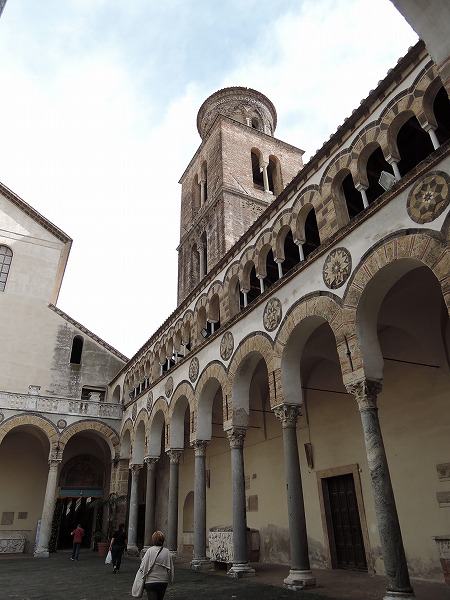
[177,86,304,305]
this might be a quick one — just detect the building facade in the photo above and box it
[0,3,449,599]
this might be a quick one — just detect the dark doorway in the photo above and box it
[324,473,367,571]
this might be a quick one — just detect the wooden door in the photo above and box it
[326,473,367,570]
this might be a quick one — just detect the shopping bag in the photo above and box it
[105,550,112,565]
[131,567,146,598]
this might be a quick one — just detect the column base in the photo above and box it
[283,569,316,590]
[191,557,211,570]
[227,563,256,578]
[383,592,416,600]
[33,547,49,558]
[126,545,140,557]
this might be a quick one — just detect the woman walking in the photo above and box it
[140,531,174,600]
[109,523,127,573]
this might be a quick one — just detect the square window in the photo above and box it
[1,512,14,525]
[18,512,28,520]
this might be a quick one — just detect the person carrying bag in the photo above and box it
[132,531,174,600]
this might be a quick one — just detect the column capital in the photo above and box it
[167,449,183,464]
[273,404,302,428]
[191,440,210,456]
[130,463,144,475]
[48,458,62,468]
[346,379,382,410]
[144,456,159,470]
[226,428,246,449]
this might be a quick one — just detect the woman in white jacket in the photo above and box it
[140,531,174,600]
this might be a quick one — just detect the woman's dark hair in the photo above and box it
[151,530,165,546]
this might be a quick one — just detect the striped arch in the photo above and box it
[168,381,195,448]
[272,209,294,262]
[228,333,275,421]
[148,397,169,455]
[59,419,120,459]
[206,280,224,324]
[291,187,322,241]
[0,413,59,458]
[223,261,241,320]
[120,419,134,459]
[352,125,382,189]
[320,148,355,198]
[273,292,345,406]
[255,229,276,276]
[133,409,149,464]
[239,245,258,290]
[344,231,449,382]
[195,361,230,438]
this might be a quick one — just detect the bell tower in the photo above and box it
[177,87,304,305]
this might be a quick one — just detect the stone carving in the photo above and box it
[147,391,153,412]
[132,403,137,421]
[57,419,67,429]
[407,170,450,224]
[263,298,282,332]
[323,247,352,289]
[189,357,199,382]
[436,463,450,481]
[209,528,234,563]
[165,376,174,398]
[273,404,301,428]
[226,428,246,449]
[220,332,234,361]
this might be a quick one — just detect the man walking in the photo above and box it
[71,524,84,561]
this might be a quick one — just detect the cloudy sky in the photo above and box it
[0,0,417,358]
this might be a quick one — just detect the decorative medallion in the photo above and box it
[323,247,352,289]
[189,357,199,382]
[407,170,450,224]
[165,376,174,398]
[146,391,153,412]
[132,403,137,421]
[57,419,67,430]
[220,332,234,361]
[263,297,282,332]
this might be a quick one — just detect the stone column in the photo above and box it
[348,380,415,600]
[34,459,61,558]
[386,155,401,180]
[167,449,183,556]
[226,428,255,578]
[422,123,440,150]
[127,464,143,556]
[142,457,159,551]
[294,239,305,261]
[261,162,269,192]
[273,404,316,590]
[191,440,211,570]
[355,183,369,208]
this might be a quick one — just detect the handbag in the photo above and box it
[105,550,112,565]
[131,547,163,598]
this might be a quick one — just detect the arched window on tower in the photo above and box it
[0,245,13,292]
[251,150,264,190]
[193,174,201,214]
[70,335,84,365]
[267,155,282,195]
[251,116,261,131]
[201,161,208,204]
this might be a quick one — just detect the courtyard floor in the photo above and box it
[1,550,449,600]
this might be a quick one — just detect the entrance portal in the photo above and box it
[324,473,367,571]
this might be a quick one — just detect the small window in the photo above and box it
[70,335,84,364]
[0,245,13,292]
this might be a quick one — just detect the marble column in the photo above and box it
[167,449,183,557]
[348,380,415,600]
[34,459,61,558]
[142,457,159,552]
[127,464,143,556]
[226,428,255,578]
[273,404,316,590]
[191,440,211,570]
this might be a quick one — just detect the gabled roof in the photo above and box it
[0,180,72,244]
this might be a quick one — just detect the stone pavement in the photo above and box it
[1,550,449,600]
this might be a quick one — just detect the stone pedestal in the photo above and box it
[434,535,450,587]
